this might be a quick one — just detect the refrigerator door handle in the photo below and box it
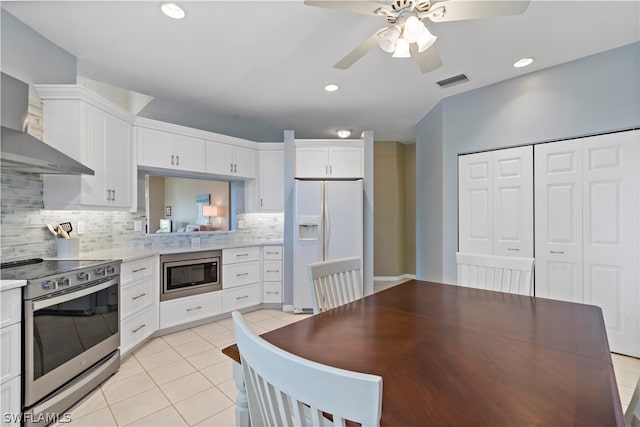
[320,181,326,261]
[324,182,331,260]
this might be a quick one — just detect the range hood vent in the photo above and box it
[1,73,94,175]
[436,73,469,88]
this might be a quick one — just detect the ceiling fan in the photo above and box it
[304,0,531,73]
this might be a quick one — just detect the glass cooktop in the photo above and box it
[0,258,113,281]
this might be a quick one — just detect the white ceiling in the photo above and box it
[3,1,639,142]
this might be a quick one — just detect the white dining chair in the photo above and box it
[456,252,535,296]
[626,377,640,426]
[231,311,383,427]
[307,256,363,314]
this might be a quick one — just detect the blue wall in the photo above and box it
[416,41,640,283]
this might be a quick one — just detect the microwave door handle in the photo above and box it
[32,278,118,311]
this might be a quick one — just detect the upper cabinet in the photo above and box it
[205,140,256,179]
[36,85,135,210]
[136,127,205,173]
[258,147,284,211]
[295,140,363,179]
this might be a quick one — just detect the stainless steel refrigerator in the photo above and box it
[293,179,363,312]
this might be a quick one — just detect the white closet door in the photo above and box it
[492,146,533,257]
[458,152,492,255]
[534,140,583,302]
[582,131,639,357]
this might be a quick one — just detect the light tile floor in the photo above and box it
[56,280,639,426]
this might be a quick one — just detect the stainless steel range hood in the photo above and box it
[1,73,94,175]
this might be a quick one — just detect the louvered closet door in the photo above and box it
[582,131,639,357]
[458,152,492,254]
[534,140,583,302]
[493,146,533,257]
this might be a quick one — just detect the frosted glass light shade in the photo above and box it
[417,27,437,52]
[403,16,424,43]
[378,26,401,53]
[392,38,411,58]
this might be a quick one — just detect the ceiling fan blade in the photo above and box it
[334,31,382,69]
[410,44,442,74]
[428,0,530,22]
[304,0,389,16]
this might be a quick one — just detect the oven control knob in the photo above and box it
[43,280,58,290]
[106,265,116,275]
[58,277,70,287]
[77,272,89,281]
[95,267,106,277]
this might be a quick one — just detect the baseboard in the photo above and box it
[374,274,416,282]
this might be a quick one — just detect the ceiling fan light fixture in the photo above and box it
[402,15,425,43]
[392,38,411,58]
[337,129,352,138]
[160,3,185,19]
[378,26,401,53]
[513,57,535,68]
[416,27,437,52]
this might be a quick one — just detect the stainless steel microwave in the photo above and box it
[160,250,222,301]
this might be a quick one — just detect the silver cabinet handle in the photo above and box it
[236,272,249,277]
[132,324,146,333]
[230,163,234,172]
[266,252,278,255]
[550,250,565,254]
[325,165,328,175]
[266,270,279,273]
[507,248,520,252]
[132,267,146,273]
[132,293,147,300]
[171,155,175,165]
[237,253,249,257]
[260,198,263,207]
[176,155,179,166]
[234,164,237,173]
[236,295,249,300]
[106,189,111,201]
[329,165,332,175]
[186,306,202,312]
[266,291,279,295]
[112,189,115,201]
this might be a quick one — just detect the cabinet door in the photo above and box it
[106,115,132,208]
[582,131,639,357]
[137,127,174,169]
[328,146,363,178]
[492,146,533,257]
[206,140,234,175]
[534,140,583,302]
[80,105,108,206]
[174,134,205,173]
[1,376,21,427]
[259,149,284,210]
[458,152,492,254]
[234,146,257,178]
[296,146,329,178]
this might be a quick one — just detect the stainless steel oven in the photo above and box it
[161,250,222,301]
[0,258,122,426]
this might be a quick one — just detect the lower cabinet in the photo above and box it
[120,256,158,355]
[121,305,157,355]
[222,284,261,312]
[262,246,283,303]
[1,376,21,427]
[0,287,21,427]
[160,292,223,329]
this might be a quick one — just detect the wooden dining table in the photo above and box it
[222,279,624,426]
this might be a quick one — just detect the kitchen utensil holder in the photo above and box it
[57,238,79,258]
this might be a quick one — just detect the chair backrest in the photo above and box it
[456,252,535,296]
[626,377,640,426]
[232,311,382,427]
[307,257,363,314]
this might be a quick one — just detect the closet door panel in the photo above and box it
[458,152,492,255]
[582,131,639,357]
[534,140,583,302]
[492,146,533,257]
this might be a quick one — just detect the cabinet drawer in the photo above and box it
[1,323,21,384]
[160,291,222,329]
[121,257,155,284]
[121,277,154,319]
[263,282,282,303]
[263,261,282,282]
[0,288,21,329]
[263,246,282,260]
[1,375,21,426]
[222,284,260,312]
[223,247,260,264]
[121,305,158,355]
[223,261,260,289]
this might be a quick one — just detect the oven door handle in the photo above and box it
[32,278,118,311]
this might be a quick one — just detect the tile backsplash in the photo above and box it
[1,170,283,262]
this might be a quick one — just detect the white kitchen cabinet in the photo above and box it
[160,291,223,329]
[222,247,261,311]
[1,376,21,427]
[137,127,205,173]
[295,140,363,178]
[0,287,21,426]
[36,85,135,210]
[120,256,158,355]
[222,284,261,312]
[205,140,256,178]
[258,147,284,211]
[535,130,639,357]
[458,145,533,257]
[262,246,283,303]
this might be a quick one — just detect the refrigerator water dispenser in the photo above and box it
[298,215,320,240]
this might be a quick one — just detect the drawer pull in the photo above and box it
[266,291,279,295]
[266,270,279,273]
[186,306,202,312]
[507,248,520,252]
[132,324,146,333]
[132,293,147,300]
[266,251,279,255]
[550,250,565,254]
[236,253,249,257]
[236,273,249,277]
[132,267,147,273]
[236,295,249,300]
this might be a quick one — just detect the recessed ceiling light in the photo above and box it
[161,3,185,19]
[513,57,534,68]
[324,83,339,92]
[337,129,351,138]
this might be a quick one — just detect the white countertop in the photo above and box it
[0,279,27,292]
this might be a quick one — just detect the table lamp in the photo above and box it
[202,205,218,226]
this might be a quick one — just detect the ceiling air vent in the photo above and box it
[436,74,469,88]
